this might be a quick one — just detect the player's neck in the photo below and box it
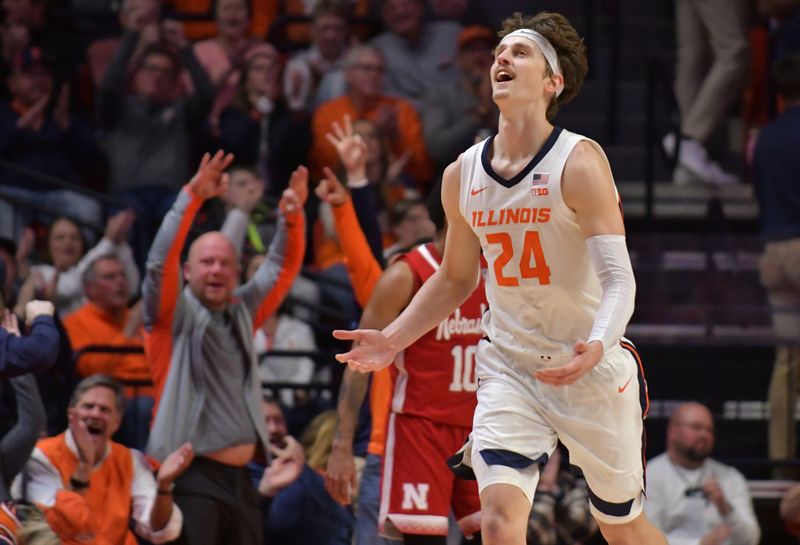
[495,110,553,162]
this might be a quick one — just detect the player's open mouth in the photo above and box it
[496,70,514,82]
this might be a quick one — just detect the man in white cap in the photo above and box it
[333,11,668,545]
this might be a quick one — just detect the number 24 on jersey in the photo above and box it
[486,230,551,287]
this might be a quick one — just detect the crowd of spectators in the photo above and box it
[0,0,796,543]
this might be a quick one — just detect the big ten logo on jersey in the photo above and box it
[531,172,549,197]
[449,345,478,393]
[470,207,550,228]
[402,483,430,511]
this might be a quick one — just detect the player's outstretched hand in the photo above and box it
[279,166,309,215]
[332,329,396,373]
[534,340,604,386]
[189,150,235,200]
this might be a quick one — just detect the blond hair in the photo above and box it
[300,410,338,470]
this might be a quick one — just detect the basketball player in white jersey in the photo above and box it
[333,11,668,545]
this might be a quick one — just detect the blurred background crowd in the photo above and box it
[0,0,798,543]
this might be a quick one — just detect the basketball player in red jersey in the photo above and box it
[333,11,668,545]
[330,180,486,544]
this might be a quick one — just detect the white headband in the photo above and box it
[502,29,564,97]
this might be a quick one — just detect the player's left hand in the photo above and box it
[534,340,604,386]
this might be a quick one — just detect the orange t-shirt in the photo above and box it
[63,303,153,398]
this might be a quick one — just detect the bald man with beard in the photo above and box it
[141,150,308,545]
[644,402,760,545]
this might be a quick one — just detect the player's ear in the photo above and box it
[545,72,564,97]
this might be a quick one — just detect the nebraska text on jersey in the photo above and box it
[435,304,487,341]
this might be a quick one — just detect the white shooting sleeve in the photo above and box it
[585,234,636,353]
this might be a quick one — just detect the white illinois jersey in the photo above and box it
[459,127,616,361]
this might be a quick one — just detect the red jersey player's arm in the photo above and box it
[381,155,482,351]
[326,259,415,505]
[562,140,625,238]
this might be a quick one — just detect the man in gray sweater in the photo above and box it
[142,151,307,545]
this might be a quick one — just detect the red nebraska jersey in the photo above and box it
[391,243,488,427]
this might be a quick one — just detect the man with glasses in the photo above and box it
[310,44,433,193]
[645,402,760,545]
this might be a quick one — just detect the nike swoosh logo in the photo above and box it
[471,186,488,196]
[618,376,633,393]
